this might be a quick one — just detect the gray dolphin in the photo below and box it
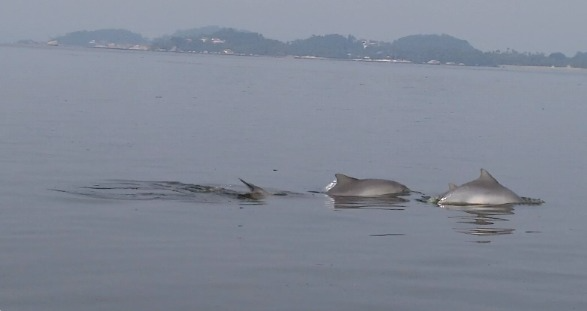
[238,178,272,200]
[237,178,295,200]
[436,168,543,206]
[325,173,410,197]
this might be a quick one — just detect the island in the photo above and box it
[25,27,587,68]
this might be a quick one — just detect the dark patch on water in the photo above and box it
[52,180,253,204]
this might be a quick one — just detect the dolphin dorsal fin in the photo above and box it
[448,183,458,190]
[479,168,499,183]
[334,173,358,185]
[239,178,268,196]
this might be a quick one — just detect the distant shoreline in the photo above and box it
[498,64,585,72]
[3,42,586,72]
[10,27,587,68]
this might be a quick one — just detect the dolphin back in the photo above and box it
[326,173,409,197]
[435,169,542,206]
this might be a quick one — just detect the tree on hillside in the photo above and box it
[547,52,568,67]
[53,29,148,46]
[570,52,587,68]
[209,28,287,55]
[172,26,223,38]
[151,28,286,55]
[288,34,364,58]
[390,34,492,65]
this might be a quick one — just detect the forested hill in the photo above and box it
[47,28,587,68]
[52,29,149,46]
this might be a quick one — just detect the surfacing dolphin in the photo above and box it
[325,173,410,197]
[238,178,271,200]
[238,178,291,200]
[434,168,544,206]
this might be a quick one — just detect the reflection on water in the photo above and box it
[443,204,516,241]
[325,195,408,210]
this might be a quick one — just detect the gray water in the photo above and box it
[1,45,586,310]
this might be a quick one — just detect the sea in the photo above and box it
[1,45,586,311]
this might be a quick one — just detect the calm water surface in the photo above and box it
[1,45,586,310]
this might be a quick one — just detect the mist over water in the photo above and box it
[1,45,586,311]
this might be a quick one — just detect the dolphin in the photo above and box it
[238,178,272,200]
[237,178,295,200]
[436,168,543,206]
[325,173,410,197]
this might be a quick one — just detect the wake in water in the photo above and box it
[52,180,263,204]
[53,179,411,210]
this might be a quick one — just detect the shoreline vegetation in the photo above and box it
[16,26,587,68]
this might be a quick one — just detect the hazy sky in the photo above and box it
[2,0,585,55]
